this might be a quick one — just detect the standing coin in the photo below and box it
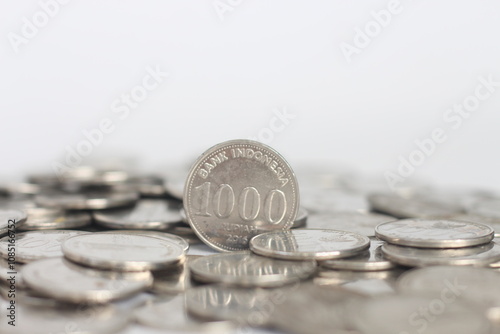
[375,219,494,248]
[62,232,186,271]
[93,199,183,230]
[189,251,316,287]
[250,229,370,261]
[0,230,88,263]
[22,257,152,304]
[184,140,299,252]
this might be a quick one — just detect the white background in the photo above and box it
[1,0,500,192]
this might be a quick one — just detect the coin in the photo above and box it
[126,175,167,197]
[135,294,235,332]
[20,212,92,230]
[35,189,139,210]
[184,140,299,252]
[306,211,396,237]
[186,285,277,326]
[100,230,190,252]
[1,198,63,217]
[22,257,152,303]
[368,193,462,218]
[292,207,308,228]
[0,230,88,263]
[151,255,200,294]
[189,251,316,287]
[352,294,491,334]
[93,199,183,230]
[249,229,370,261]
[320,238,395,271]
[397,266,500,322]
[375,219,494,248]
[0,209,27,236]
[466,197,500,218]
[62,232,186,271]
[436,213,500,238]
[270,283,367,334]
[300,188,369,214]
[0,297,129,334]
[381,241,500,267]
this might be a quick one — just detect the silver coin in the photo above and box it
[35,189,139,210]
[466,197,500,218]
[307,211,396,237]
[270,283,367,334]
[151,255,201,294]
[352,294,491,334]
[437,213,500,238]
[0,198,63,217]
[0,209,27,236]
[135,294,235,332]
[249,229,370,261]
[375,219,494,248]
[0,297,128,334]
[368,192,463,218]
[189,251,316,288]
[93,199,182,230]
[300,188,370,214]
[184,139,299,252]
[22,257,152,303]
[186,285,277,326]
[62,232,186,271]
[320,238,395,271]
[20,212,92,230]
[100,230,190,252]
[397,266,500,322]
[292,207,308,228]
[126,175,167,197]
[0,230,88,263]
[381,241,500,267]
[0,182,43,196]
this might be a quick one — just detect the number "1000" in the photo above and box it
[193,182,287,224]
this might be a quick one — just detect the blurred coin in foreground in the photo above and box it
[189,251,316,288]
[22,258,152,304]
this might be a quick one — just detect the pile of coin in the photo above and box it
[1,139,500,334]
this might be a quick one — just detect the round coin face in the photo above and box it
[250,229,370,261]
[189,251,316,288]
[320,238,395,271]
[381,242,500,267]
[352,295,491,334]
[0,230,88,263]
[93,199,183,230]
[307,212,396,237]
[375,219,494,248]
[62,232,186,271]
[184,140,299,252]
[0,209,27,236]
[22,257,152,304]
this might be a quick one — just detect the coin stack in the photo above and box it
[0,139,499,334]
